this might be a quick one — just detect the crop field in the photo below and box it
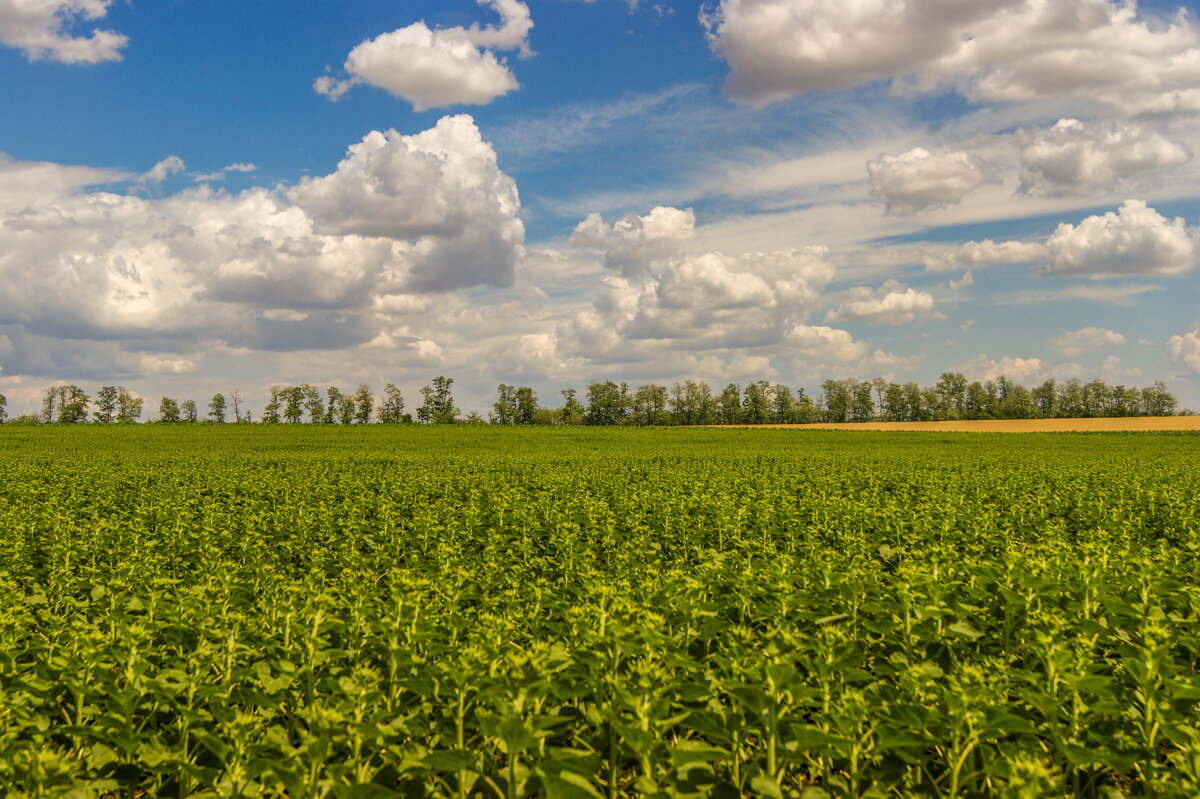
[1,427,1199,798]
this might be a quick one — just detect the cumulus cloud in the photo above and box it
[569,206,695,276]
[1167,325,1200,374]
[867,148,992,215]
[824,281,944,325]
[0,116,524,362]
[315,0,532,110]
[289,115,524,291]
[786,324,871,364]
[962,354,1044,383]
[922,238,1048,272]
[1043,200,1196,278]
[555,244,835,363]
[1018,119,1191,197]
[703,0,1200,114]
[0,0,126,63]
[1047,326,1128,357]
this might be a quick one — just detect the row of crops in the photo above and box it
[1,426,1199,797]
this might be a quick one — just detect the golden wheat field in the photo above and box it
[721,416,1200,432]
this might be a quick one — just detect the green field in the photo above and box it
[2,427,1199,798]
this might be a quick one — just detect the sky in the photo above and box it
[2,0,1200,417]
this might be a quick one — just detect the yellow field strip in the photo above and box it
[714,417,1200,433]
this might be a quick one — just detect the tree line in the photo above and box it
[2,372,1186,426]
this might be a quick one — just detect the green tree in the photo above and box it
[281,386,305,424]
[180,399,198,422]
[821,380,852,423]
[262,386,282,424]
[116,387,142,424]
[491,384,517,424]
[851,380,875,422]
[159,396,180,423]
[584,381,625,426]
[95,386,118,424]
[208,393,227,423]
[303,384,324,423]
[629,384,669,426]
[353,384,375,424]
[771,384,796,424]
[934,372,968,420]
[882,382,905,421]
[515,386,538,425]
[669,380,716,425]
[1031,379,1058,418]
[742,381,771,425]
[41,385,89,424]
[325,387,343,424]
[1143,381,1178,416]
[417,376,457,424]
[0,393,6,423]
[378,383,407,424]
[559,388,584,425]
[336,392,356,425]
[717,383,742,425]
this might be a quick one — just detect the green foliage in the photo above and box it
[1,427,1199,796]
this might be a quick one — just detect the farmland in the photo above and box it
[1,427,1199,797]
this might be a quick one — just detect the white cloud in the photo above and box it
[0,116,525,363]
[824,281,943,325]
[786,324,871,364]
[962,354,1044,383]
[867,147,993,215]
[288,115,524,291]
[1046,326,1127,357]
[923,238,1047,272]
[1043,200,1196,278]
[569,206,695,276]
[0,0,126,63]
[949,271,974,290]
[137,155,185,187]
[1018,119,1191,196]
[1167,325,1200,375]
[704,0,1200,114]
[315,0,531,110]
[0,152,125,212]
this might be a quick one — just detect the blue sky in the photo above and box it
[2,0,1199,416]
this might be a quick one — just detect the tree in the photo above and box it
[901,382,925,422]
[851,380,875,422]
[491,384,517,425]
[514,387,538,425]
[965,381,992,420]
[669,380,716,426]
[0,393,6,423]
[336,392,356,425]
[95,386,118,424]
[882,383,905,421]
[229,389,243,423]
[303,385,324,423]
[742,381,771,425]
[181,399,198,422]
[583,381,624,426]
[1143,381,1178,416]
[262,386,282,424]
[209,393,227,423]
[821,380,851,423]
[41,385,89,424]
[934,372,968,420]
[159,396,180,423]
[771,384,795,424]
[629,384,669,426]
[353,384,375,424]
[116,387,143,424]
[417,376,457,424]
[282,386,305,424]
[325,387,344,424]
[559,388,584,425]
[378,383,407,424]
[1031,379,1057,419]
[717,383,742,425]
